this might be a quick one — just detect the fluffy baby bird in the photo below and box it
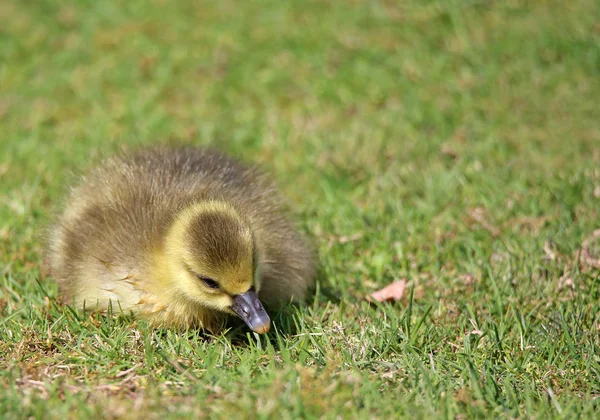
[47,146,315,334]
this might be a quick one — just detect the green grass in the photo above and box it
[1,0,599,418]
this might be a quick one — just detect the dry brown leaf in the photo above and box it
[467,207,501,236]
[543,240,558,261]
[367,279,407,303]
[558,275,575,290]
[460,273,477,286]
[579,229,600,270]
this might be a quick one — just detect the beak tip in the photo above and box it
[254,322,271,334]
[231,288,271,334]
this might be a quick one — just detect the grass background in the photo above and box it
[1,0,599,418]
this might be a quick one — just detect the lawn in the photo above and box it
[1,0,599,418]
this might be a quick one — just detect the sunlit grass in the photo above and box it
[1,0,599,418]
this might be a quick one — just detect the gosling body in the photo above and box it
[47,146,315,333]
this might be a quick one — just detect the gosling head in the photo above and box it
[164,201,270,334]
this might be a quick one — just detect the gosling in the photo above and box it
[47,146,315,334]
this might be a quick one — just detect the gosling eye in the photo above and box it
[198,275,220,290]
